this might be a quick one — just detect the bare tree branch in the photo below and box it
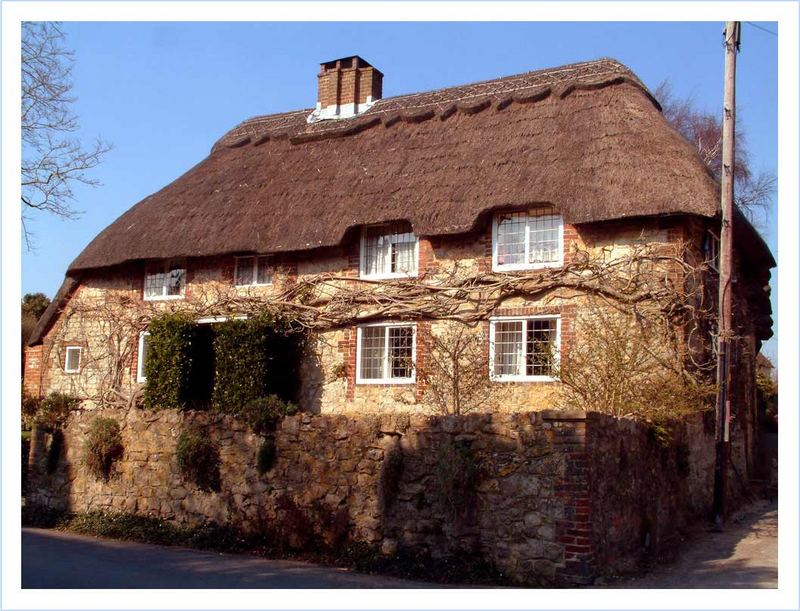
[655,80,775,225]
[21,22,112,248]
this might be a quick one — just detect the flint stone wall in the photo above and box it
[28,407,715,585]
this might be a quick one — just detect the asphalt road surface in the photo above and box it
[22,528,431,589]
[23,499,777,589]
[615,499,778,588]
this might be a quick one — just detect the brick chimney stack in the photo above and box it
[308,56,383,122]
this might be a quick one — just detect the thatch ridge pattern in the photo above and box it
[67,57,754,277]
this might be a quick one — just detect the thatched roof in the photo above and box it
[67,57,727,272]
[28,58,773,348]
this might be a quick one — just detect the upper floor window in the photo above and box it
[144,260,186,300]
[489,316,560,381]
[64,346,82,373]
[360,222,419,279]
[356,323,416,384]
[493,210,563,271]
[235,255,273,286]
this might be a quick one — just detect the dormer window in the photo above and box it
[144,259,186,300]
[235,255,273,286]
[492,210,563,271]
[360,222,419,279]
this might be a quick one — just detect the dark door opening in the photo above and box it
[185,324,216,410]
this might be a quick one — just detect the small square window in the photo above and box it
[144,260,186,300]
[493,210,563,271]
[360,223,419,279]
[235,255,273,286]
[356,323,416,384]
[490,316,559,381]
[64,346,82,373]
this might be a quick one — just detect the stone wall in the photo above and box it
[28,406,717,585]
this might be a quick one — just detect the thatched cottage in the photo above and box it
[24,56,773,469]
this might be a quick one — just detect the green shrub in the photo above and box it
[35,392,80,431]
[22,394,41,430]
[176,429,220,491]
[238,395,298,435]
[143,313,197,410]
[212,315,304,411]
[257,437,277,475]
[83,417,124,480]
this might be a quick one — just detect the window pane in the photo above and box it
[493,321,523,376]
[526,319,556,376]
[528,214,560,264]
[496,214,526,266]
[392,240,416,274]
[65,347,81,372]
[256,256,272,285]
[166,266,185,296]
[359,326,386,379]
[236,257,254,286]
[363,227,389,276]
[388,326,414,379]
[363,223,417,276]
[144,268,165,297]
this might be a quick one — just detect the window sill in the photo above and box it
[359,272,419,281]
[355,378,416,385]
[492,261,563,273]
[143,294,186,302]
[490,375,558,383]
[234,283,274,288]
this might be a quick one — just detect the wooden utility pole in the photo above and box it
[713,20,740,527]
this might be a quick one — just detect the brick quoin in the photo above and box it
[545,411,596,586]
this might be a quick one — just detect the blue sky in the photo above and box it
[21,21,779,360]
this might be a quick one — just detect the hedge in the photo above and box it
[212,315,304,412]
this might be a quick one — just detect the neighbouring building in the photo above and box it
[24,56,773,475]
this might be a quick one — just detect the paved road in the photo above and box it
[615,499,778,588]
[22,528,432,589]
[23,499,777,589]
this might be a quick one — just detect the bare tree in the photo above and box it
[419,322,496,415]
[554,300,715,425]
[21,22,111,247]
[655,81,775,222]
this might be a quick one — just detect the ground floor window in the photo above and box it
[489,316,559,381]
[356,323,416,384]
[137,332,150,383]
[64,346,82,373]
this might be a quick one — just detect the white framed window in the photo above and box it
[235,255,273,286]
[492,210,563,271]
[360,222,419,279]
[705,230,720,272]
[64,346,82,373]
[355,322,416,384]
[489,315,560,381]
[137,331,150,383]
[144,259,186,300]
